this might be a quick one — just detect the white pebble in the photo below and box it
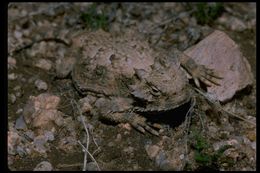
[251,142,256,150]
[14,31,22,39]
[179,154,185,160]
[35,79,48,91]
[8,73,17,80]
[9,94,16,104]
[16,108,23,114]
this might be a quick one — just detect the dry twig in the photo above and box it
[194,88,256,126]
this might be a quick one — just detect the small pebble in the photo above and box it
[115,134,122,142]
[86,162,99,171]
[8,56,16,69]
[35,59,52,71]
[145,144,160,159]
[20,9,27,16]
[33,161,53,171]
[133,164,139,170]
[15,92,22,98]
[9,94,16,104]
[78,97,92,113]
[14,31,22,39]
[155,150,167,167]
[246,130,256,141]
[13,85,21,91]
[179,154,185,160]
[35,79,48,91]
[8,73,17,80]
[123,146,134,155]
[15,115,27,130]
[108,141,115,147]
[33,135,48,153]
[20,77,27,83]
[16,146,27,157]
[251,142,256,150]
[44,131,55,141]
[16,108,23,114]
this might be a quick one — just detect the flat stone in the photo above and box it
[35,58,52,71]
[145,144,160,160]
[15,115,27,130]
[33,135,48,153]
[184,30,254,102]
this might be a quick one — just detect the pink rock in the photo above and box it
[32,109,64,128]
[29,93,60,111]
[8,131,21,155]
[23,93,64,131]
[184,30,254,102]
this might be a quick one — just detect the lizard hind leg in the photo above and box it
[95,98,159,136]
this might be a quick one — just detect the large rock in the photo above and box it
[184,30,254,102]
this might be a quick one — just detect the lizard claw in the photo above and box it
[180,54,223,88]
[194,65,223,87]
[184,62,223,88]
[130,114,160,136]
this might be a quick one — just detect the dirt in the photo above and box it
[7,2,256,171]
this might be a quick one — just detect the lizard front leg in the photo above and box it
[179,51,223,88]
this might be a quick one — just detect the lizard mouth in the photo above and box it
[133,85,192,113]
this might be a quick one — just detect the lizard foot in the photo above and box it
[192,64,223,88]
[129,114,161,136]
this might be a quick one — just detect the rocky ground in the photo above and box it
[8,2,256,171]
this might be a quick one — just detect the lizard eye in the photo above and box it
[150,85,161,96]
